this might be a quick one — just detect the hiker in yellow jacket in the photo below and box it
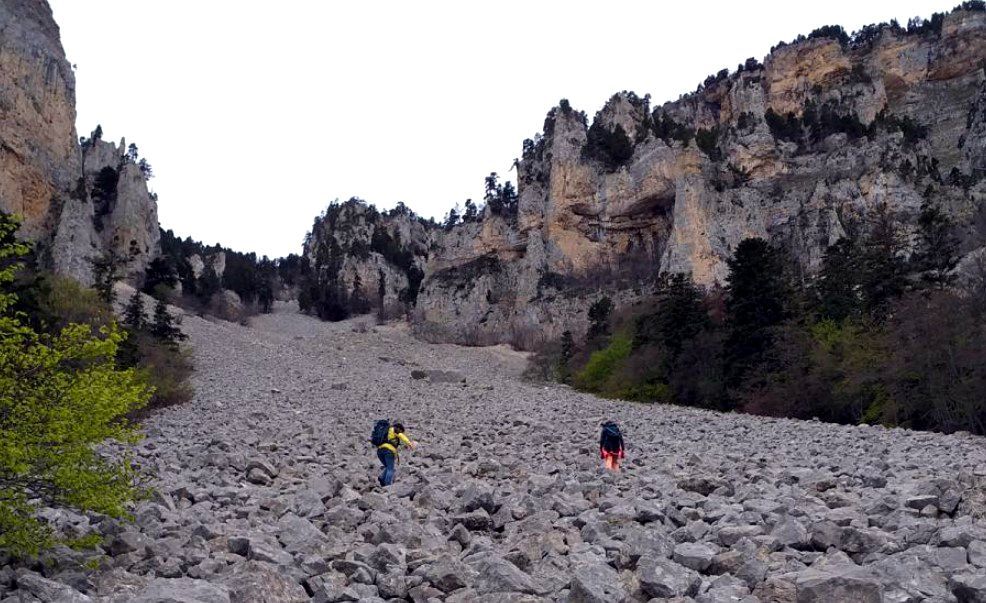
[377,422,416,487]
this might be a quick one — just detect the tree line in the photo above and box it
[544,201,986,435]
[148,228,301,317]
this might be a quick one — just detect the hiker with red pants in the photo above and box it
[600,421,624,472]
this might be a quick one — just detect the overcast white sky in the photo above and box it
[49,1,957,259]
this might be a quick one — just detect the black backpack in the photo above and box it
[601,422,622,451]
[371,419,390,447]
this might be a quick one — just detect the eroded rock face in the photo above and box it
[0,0,160,284]
[302,200,436,318]
[300,9,986,347]
[77,138,160,282]
[0,0,79,240]
[417,11,986,346]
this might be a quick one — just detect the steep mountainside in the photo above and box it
[301,200,435,320]
[305,5,986,347]
[0,0,159,284]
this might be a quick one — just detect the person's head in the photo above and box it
[393,422,405,434]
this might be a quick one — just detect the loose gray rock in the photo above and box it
[637,555,701,599]
[772,516,810,549]
[568,562,628,603]
[221,561,308,603]
[14,571,92,603]
[472,556,538,595]
[5,302,984,602]
[423,555,476,593]
[673,542,715,572]
[129,577,231,603]
[950,573,986,602]
[794,568,882,603]
[970,540,986,568]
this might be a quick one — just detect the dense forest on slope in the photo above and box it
[530,199,986,435]
[145,229,304,320]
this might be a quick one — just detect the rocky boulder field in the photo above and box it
[2,302,986,602]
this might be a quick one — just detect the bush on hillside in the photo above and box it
[128,331,194,416]
[695,127,721,160]
[0,213,150,557]
[574,333,632,393]
[27,274,112,334]
[765,109,802,143]
[587,296,613,344]
[584,122,634,171]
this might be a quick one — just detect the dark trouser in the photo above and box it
[377,448,396,486]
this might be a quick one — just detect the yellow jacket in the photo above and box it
[378,427,412,455]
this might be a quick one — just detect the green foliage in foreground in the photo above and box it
[574,334,632,394]
[0,214,151,557]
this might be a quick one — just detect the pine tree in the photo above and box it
[724,238,791,387]
[91,252,123,304]
[634,273,708,355]
[463,199,478,222]
[813,236,862,321]
[150,299,186,346]
[912,200,959,290]
[350,273,370,315]
[196,266,222,305]
[122,289,146,331]
[142,256,179,298]
[587,296,614,343]
[484,173,501,214]
[137,158,153,179]
[444,207,460,231]
[377,268,387,320]
[558,330,575,383]
[257,283,274,314]
[859,205,908,318]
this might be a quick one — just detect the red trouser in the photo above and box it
[601,449,623,471]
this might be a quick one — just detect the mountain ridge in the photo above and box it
[302,3,986,348]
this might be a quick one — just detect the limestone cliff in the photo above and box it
[301,200,434,319]
[302,6,986,348]
[0,0,159,284]
[0,0,78,241]
[412,7,986,347]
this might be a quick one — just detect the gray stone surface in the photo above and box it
[1,302,985,601]
[128,577,230,603]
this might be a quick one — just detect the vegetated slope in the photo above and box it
[2,304,984,601]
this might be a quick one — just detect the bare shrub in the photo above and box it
[37,274,113,332]
[523,339,563,383]
[508,324,550,351]
[131,333,195,417]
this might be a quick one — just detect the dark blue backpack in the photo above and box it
[601,422,622,452]
[371,420,390,447]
